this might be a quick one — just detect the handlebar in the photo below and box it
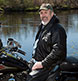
[17,49,26,55]
[9,47,26,55]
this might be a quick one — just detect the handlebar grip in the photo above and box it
[17,49,26,55]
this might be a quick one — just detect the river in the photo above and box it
[0,10,78,61]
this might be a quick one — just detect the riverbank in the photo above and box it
[0,0,78,13]
[0,7,78,13]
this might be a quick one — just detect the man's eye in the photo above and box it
[45,12,47,14]
[40,12,43,14]
[40,11,48,15]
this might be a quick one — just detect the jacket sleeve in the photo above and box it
[42,26,67,68]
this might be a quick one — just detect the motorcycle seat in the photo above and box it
[60,56,78,72]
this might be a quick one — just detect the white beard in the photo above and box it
[41,21,49,25]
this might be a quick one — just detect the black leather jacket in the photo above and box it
[32,15,67,68]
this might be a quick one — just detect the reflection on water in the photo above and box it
[56,10,78,57]
[0,10,78,61]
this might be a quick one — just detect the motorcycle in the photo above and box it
[0,38,30,81]
[28,56,78,81]
[0,38,78,81]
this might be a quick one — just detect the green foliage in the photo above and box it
[5,0,21,7]
[0,0,78,11]
[0,0,5,6]
[26,6,39,11]
[0,7,3,11]
[23,0,36,8]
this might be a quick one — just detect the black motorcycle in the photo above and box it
[28,56,78,81]
[0,38,30,81]
[0,38,78,81]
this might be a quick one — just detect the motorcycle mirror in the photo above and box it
[7,38,21,48]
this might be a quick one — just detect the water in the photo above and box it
[0,10,78,61]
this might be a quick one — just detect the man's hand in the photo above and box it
[32,62,43,70]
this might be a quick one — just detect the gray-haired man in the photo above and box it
[27,3,67,81]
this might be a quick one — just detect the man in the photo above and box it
[27,3,67,81]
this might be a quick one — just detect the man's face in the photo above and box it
[39,9,53,25]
